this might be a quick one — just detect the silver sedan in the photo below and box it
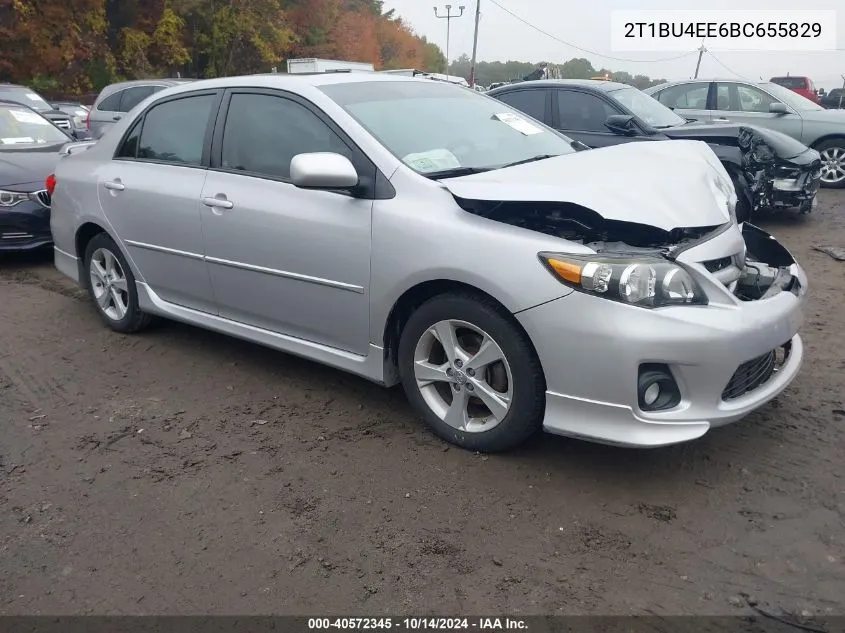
[49,73,807,452]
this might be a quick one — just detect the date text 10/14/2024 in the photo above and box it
[307,618,528,630]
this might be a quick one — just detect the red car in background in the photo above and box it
[770,76,821,104]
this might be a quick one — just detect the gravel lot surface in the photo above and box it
[1,192,843,616]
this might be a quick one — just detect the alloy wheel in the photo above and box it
[412,319,513,433]
[89,247,129,321]
[820,146,845,185]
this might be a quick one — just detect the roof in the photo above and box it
[155,72,448,93]
[489,79,631,93]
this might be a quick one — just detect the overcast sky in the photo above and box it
[383,0,845,90]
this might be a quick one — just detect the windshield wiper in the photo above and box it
[498,154,560,169]
[425,166,494,179]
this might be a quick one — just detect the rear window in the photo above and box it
[770,77,808,89]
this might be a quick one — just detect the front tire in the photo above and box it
[83,233,151,333]
[397,292,545,452]
[817,139,845,188]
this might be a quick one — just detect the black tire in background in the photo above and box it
[815,138,845,189]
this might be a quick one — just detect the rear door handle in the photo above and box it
[103,180,125,191]
[202,196,234,210]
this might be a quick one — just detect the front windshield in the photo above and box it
[319,80,575,175]
[0,88,53,112]
[0,105,69,148]
[760,82,824,111]
[608,86,686,128]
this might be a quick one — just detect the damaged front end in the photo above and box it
[731,223,806,301]
[457,198,805,305]
[737,126,821,213]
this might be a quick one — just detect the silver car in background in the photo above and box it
[88,78,194,139]
[645,79,845,188]
[49,74,807,452]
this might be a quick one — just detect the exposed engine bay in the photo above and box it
[736,126,821,212]
[733,223,803,301]
[456,198,802,302]
[456,198,722,255]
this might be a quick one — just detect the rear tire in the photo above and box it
[83,233,152,334]
[816,139,845,189]
[397,292,545,452]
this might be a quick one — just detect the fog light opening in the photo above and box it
[638,364,681,412]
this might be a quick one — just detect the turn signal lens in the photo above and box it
[539,252,707,308]
[45,174,56,196]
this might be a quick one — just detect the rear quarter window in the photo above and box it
[97,91,123,111]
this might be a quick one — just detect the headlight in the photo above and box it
[539,252,708,308]
[0,190,32,207]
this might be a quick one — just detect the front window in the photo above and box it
[0,87,53,112]
[0,105,69,148]
[319,80,575,175]
[608,87,685,128]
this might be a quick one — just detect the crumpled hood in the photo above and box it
[441,140,735,231]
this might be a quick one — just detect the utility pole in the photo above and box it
[434,5,466,76]
[693,41,706,79]
[469,0,481,88]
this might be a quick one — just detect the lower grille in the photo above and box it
[722,342,790,400]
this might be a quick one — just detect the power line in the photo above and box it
[485,0,698,64]
[705,50,750,80]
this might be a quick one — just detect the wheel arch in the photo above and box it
[74,221,110,283]
[380,278,543,387]
[809,134,845,150]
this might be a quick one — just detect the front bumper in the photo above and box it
[770,165,821,208]
[517,226,806,448]
[0,201,52,252]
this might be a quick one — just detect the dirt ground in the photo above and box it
[1,193,844,617]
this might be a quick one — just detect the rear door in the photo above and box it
[650,82,713,122]
[713,82,804,139]
[96,89,222,313]
[492,88,551,126]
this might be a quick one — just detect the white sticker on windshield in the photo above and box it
[25,93,43,101]
[493,112,542,135]
[402,149,461,173]
[1,137,35,144]
[9,109,49,125]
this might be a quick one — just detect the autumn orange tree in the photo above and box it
[0,0,446,94]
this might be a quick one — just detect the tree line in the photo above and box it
[448,55,667,90]
[0,0,667,97]
[0,0,446,95]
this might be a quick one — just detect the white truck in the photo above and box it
[286,58,375,74]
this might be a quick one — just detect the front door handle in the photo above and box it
[202,196,234,210]
[113,115,122,121]
[103,180,125,191]
[713,117,730,122]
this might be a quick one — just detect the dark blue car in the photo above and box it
[0,100,72,252]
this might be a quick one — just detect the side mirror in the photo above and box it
[605,114,637,135]
[290,152,359,190]
[769,102,788,114]
[570,140,591,151]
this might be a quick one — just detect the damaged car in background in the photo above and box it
[488,79,822,221]
[49,74,806,453]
